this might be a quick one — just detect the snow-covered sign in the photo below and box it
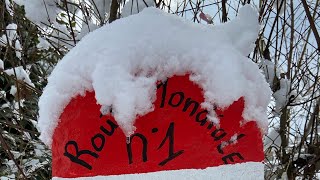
[38,6,271,180]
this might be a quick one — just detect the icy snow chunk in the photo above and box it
[38,6,271,146]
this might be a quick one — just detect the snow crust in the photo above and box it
[38,6,271,146]
[52,162,264,179]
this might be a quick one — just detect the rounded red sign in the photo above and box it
[52,75,263,178]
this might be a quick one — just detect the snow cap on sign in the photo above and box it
[38,5,272,147]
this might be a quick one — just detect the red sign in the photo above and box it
[52,75,263,178]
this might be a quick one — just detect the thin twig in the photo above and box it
[63,0,77,45]
[301,0,320,52]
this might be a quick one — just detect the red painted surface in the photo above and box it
[52,75,264,178]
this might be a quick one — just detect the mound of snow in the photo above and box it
[38,6,271,146]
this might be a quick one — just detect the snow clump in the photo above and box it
[38,5,271,146]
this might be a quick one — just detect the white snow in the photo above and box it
[0,91,5,99]
[10,85,17,96]
[38,6,271,146]
[0,174,15,180]
[121,0,155,17]
[0,23,18,47]
[52,162,263,180]
[5,0,14,16]
[15,40,22,59]
[273,78,290,115]
[217,133,241,150]
[37,37,51,50]
[260,58,277,85]
[77,21,99,40]
[0,24,22,60]
[0,59,3,70]
[4,66,35,87]
[260,58,297,115]
[4,23,17,43]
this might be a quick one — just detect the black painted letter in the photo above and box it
[91,133,105,151]
[64,141,98,170]
[211,129,227,141]
[222,153,244,164]
[126,133,148,164]
[158,122,184,166]
[169,92,185,107]
[183,98,199,116]
[100,119,118,136]
[157,80,168,108]
[195,110,208,126]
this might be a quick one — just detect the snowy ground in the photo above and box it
[53,162,264,180]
